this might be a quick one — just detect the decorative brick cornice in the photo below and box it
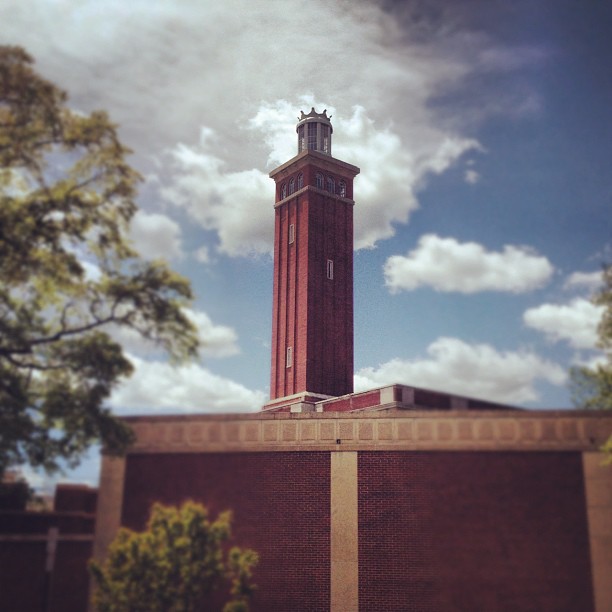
[123,411,612,454]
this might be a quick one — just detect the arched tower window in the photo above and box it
[316,173,324,189]
[280,183,287,199]
[297,173,304,189]
[297,124,305,153]
[288,178,295,195]
[339,180,346,197]
[327,176,335,193]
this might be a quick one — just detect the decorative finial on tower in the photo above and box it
[296,108,333,155]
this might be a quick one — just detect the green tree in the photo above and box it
[89,501,259,612]
[569,264,612,410]
[0,46,199,474]
[569,264,612,461]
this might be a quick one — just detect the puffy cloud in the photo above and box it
[160,128,273,256]
[130,210,183,260]
[185,309,239,358]
[523,298,604,349]
[2,0,544,257]
[563,270,603,292]
[111,355,265,413]
[108,307,239,359]
[384,234,554,293]
[249,100,481,249]
[163,105,479,255]
[354,337,566,405]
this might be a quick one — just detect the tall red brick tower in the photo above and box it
[266,109,360,409]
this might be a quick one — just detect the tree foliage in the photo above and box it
[0,46,199,474]
[89,501,258,612]
[569,264,612,410]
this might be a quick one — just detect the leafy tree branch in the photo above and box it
[0,46,199,474]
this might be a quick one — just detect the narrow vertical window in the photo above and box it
[286,346,293,368]
[297,173,303,189]
[327,176,335,193]
[280,183,287,199]
[289,223,295,244]
[339,180,346,197]
[321,125,330,154]
[327,259,334,280]
[316,173,324,189]
[289,178,295,194]
[297,125,305,152]
[307,123,317,149]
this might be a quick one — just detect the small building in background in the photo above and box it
[0,482,97,611]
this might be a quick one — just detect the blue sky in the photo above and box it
[2,0,611,488]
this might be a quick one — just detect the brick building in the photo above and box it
[92,111,612,611]
[0,484,97,612]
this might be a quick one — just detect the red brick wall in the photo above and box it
[121,452,330,612]
[358,451,594,612]
[322,389,381,412]
[0,537,93,612]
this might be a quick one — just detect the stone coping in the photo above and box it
[118,410,612,455]
[121,409,605,423]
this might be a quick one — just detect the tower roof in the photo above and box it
[296,107,333,132]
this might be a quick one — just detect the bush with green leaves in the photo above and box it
[90,501,258,612]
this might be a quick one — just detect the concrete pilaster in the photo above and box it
[583,451,612,612]
[330,451,358,612]
[92,454,126,564]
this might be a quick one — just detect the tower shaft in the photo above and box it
[267,112,359,407]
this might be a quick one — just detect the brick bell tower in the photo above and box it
[265,109,360,410]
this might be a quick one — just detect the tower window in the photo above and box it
[280,183,287,199]
[289,178,295,195]
[339,180,346,197]
[316,173,324,189]
[289,223,295,244]
[297,173,303,189]
[297,125,305,152]
[327,176,335,193]
[286,346,293,368]
[321,125,330,154]
[307,123,317,149]
[327,260,334,280]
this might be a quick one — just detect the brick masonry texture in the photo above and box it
[358,451,594,612]
[0,539,93,612]
[270,154,356,401]
[121,452,331,612]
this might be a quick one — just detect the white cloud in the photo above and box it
[572,353,607,369]
[1,0,543,258]
[465,169,480,184]
[193,246,211,264]
[355,337,566,405]
[185,309,239,358]
[523,298,604,350]
[163,105,480,255]
[563,270,603,292]
[160,128,273,256]
[112,354,265,413]
[130,210,183,260]
[108,307,239,359]
[384,234,554,293]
